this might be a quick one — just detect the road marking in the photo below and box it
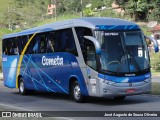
[0,103,32,111]
[55,117,74,120]
[0,103,74,120]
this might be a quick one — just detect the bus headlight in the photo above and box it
[103,80,115,85]
[144,78,151,83]
[97,77,115,85]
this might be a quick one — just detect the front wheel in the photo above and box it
[19,78,28,95]
[72,81,85,103]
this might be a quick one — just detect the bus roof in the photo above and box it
[2,17,140,39]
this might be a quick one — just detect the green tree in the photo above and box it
[7,0,51,28]
[148,0,160,22]
[115,0,149,21]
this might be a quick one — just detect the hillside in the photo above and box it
[0,0,10,37]
[0,0,9,16]
[0,0,153,39]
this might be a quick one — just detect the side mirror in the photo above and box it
[84,36,101,54]
[145,36,159,53]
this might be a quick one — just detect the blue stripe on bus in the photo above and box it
[24,55,68,94]
[95,25,140,30]
[22,71,55,92]
[108,25,118,30]
[29,55,50,92]
[22,58,38,90]
[129,25,136,29]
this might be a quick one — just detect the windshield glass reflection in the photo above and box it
[95,31,150,74]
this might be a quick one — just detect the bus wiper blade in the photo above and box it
[129,54,141,72]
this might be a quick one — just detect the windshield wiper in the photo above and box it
[116,54,141,74]
[129,54,141,72]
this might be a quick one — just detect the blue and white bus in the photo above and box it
[2,17,159,102]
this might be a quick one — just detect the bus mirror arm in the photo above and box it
[145,36,159,53]
[84,36,101,54]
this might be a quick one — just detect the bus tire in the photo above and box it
[114,96,126,101]
[19,78,28,95]
[72,81,84,103]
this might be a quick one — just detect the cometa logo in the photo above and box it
[42,56,63,66]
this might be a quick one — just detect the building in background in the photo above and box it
[151,24,160,40]
[150,24,160,49]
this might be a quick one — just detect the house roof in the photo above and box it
[151,24,160,32]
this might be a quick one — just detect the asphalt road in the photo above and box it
[152,76,160,82]
[0,80,160,120]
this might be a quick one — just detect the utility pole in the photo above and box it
[55,0,57,21]
[51,0,54,19]
[81,0,83,18]
[8,1,11,30]
[50,0,57,21]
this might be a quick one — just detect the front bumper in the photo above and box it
[99,78,151,97]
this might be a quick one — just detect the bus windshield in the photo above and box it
[95,31,150,74]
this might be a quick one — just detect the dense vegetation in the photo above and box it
[0,0,160,31]
[115,0,160,21]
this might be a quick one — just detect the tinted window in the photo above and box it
[54,28,78,56]
[21,36,28,54]
[47,32,55,53]
[75,27,93,59]
[85,39,97,70]
[3,28,78,56]
[3,37,20,55]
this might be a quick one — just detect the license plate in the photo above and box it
[126,89,135,93]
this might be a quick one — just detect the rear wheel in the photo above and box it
[19,78,28,95]
[72,81,85,103]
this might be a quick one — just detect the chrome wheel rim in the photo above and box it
[20,81,24,93]
[74,85,81,100]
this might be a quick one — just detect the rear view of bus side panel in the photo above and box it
[2,38,21,88]
[2,55,19,88]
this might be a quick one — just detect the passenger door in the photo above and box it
[84,39,100,96]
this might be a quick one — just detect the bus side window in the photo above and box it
[25,35,34,54]
[14,42,19,55]
[7,40,12,55]
[21,36,28,54]
[10,42,14,55]
[54,32,60,52]
[84,39,97,70]
[36,33,47,54]
[14,37,20,55]
[75,27,93,45]
[54,29,78,56]
[61,31,67,51]
[40,38,45,53]
[3,37,21,55]
[32,40,39,54]
[2,39,8,55]
[67,29,78,56]
[75,27,93,59]
[47,33,55,53]
[9,38,19,55]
